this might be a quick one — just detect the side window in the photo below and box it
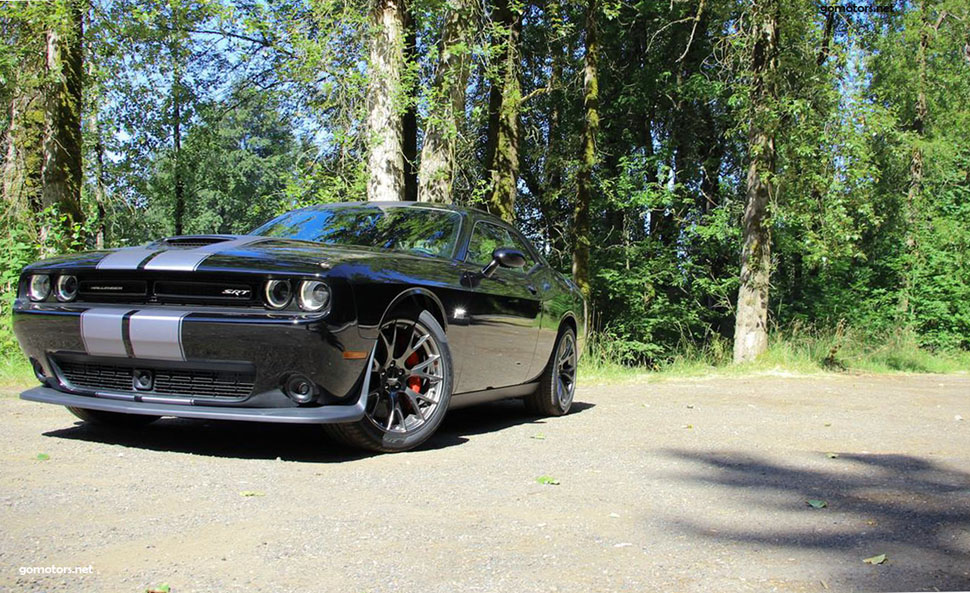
[466,223,508,266]
[507,232,537,272]
[466,222,534,272]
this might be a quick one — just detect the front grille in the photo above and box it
[79,280,148,300]
[55,359,255,400]
[153,280,256,304]
[59,362,133,391]
[153,369,255,398]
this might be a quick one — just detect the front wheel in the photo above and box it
[524,327,577,416]
[326,310,453,453]
[66,407,161,427]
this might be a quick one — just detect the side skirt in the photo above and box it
[449,382,538,410]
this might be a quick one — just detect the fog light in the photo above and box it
[284,374,316,404]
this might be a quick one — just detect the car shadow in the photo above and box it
[659,449,970,591]
[40,399,594,462]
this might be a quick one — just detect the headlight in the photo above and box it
[28,275,51,301]
[55,275,78,302]
[298,280,331,312]
[264,280,291,309]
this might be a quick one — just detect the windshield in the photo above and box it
[251,205,462,259]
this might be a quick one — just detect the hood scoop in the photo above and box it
[161,235,235,249]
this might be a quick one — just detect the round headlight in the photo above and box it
[264,280,291,309]
[298,280,331,312]
[55,275,78,302]
[28,275,51,302]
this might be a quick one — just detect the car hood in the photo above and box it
[23,235,447,277]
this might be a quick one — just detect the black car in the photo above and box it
[12,202,586,452]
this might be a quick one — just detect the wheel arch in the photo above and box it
[557,311,584,359]
[379,287,448,333]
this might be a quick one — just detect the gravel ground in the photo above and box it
[1,373,968,593]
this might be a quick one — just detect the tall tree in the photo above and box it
[418,0,475,204]
[734,0,779,363]
[169,13,186,235]
[40,0,85,229]
[2,16,45,221]
[366,0,408,201]
[572,0,598,301]
[484,0,522,222]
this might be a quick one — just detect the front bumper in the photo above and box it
[13,301,375,421]
[21,386,366,423]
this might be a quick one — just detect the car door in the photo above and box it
[453,221,542,392]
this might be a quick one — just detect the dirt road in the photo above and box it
[1,373,968,593]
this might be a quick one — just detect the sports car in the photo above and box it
[12,202,586,452]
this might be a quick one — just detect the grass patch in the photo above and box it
[0,351,32,392]
[580,326,970,382]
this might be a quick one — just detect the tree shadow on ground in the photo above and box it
[40,399,593,462]
[661,449,970,592]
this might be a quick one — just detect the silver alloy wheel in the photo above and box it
[555,332,577,409]
[365,319,445,434]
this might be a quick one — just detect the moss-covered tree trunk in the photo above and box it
[572,0,598,301]
[901,0,932,317]
[418,0,474,204]
[2,75,45,220]
[484,0,521,222]
[40,0,84,228]
[733,0,778,364]
[366,0,407,202]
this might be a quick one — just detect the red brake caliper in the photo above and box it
[405,352,423,392]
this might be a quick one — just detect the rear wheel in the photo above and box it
[524,327,577,416]
[326,310,453,452]
[66,407,160,427]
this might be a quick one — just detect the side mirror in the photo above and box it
[482,247,527,278]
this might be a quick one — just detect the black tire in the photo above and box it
[326,310,453,453]
[66,406,161,427]
[524,326,577,417]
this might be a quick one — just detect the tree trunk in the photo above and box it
[2,76,45,221]
[402,11,418,202]
[901,0,931,317]
[484,0,522,222]
[418,0,474,204]
[90,112,107,248]
[572,0,599,301]
[733,0,779,364]
[366,0,408,202]
[40,0,84,228]
[172,57,185,235]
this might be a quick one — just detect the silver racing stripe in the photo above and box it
[143,236,265,271]
[80,307,133,357]
[96,247,159,270]
[128,309,190,361]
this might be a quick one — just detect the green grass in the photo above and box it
[0,351,32,392]
[580,326,970,383]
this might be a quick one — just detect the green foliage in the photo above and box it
[1,0,968,375]
[581,325,970,382]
